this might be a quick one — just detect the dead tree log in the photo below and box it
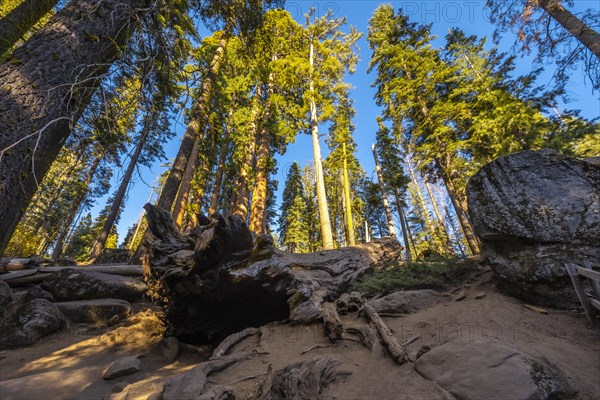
[142,204,402,345]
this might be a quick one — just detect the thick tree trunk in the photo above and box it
[208,144,229,216]
[309,42,334,250]
[393,189,413,262]
[142,204,403,344]
[342,143,356,246]
[0,0,58,55]
[0,0,147,256]
[248,126,271,234]
[89,132,148,259]
[51,151,105,260]
[372,144,396,237]
[539,0,600,59]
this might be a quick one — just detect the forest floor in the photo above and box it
[0,265,599,400]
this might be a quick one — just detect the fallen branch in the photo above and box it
[321,302,343,342]
[362,303,409,365]
[301,344,331,355]
[211,327,259,359]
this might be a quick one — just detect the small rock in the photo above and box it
[454,291,467,301]
[160,336,180,362]
[474,292,486,299]
[22,285,54,303]
[112,382,130,393]
[103,356,142,380]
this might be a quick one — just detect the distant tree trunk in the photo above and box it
[309,42,334,250]
[342,142,356,246]
[51,150,105,260]
[155,32,229,213]
[372,144,396,238]
[89,131,148,259]
[538,0,600,59]
[172,138,202,229]
[0,0,58,55]
[406,160,433,227]
[184,181,208,231]
[248,77,275,234]
[424,178,454,252]
[0,0,147,256]
[434,158,480,255]
[208,143,229,216]
[444,205,466,258]
[393,188,413,262]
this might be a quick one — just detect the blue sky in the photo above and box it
[90,1,600,244]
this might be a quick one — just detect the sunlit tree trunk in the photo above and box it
[172,138,202,229]
[89,131,148,259]
[406,159,433,227]
[424,178,454,252]
[309,41,334,250]
[249,76,275,234]
[372,144,396,238]
[342,142,356,246]
[0,0,147,255]
[538,0,600,59]
[51,150,105,260]
[0,0,58,55]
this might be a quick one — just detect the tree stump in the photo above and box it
[142,204,402,345]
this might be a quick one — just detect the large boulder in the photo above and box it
[415,341,573,400]
[54,299,132,324]
[467,149,600,308]
[0,299,66,348]
[368,290,449,315]
[42,269,146,302]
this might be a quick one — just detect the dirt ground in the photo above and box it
[1,267,598,400]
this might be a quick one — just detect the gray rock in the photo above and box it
[22,285,54,303]
[0,299,65,348]
[42,269,146,302]
[0,280,13,309]
[160,336,180,362]
[415,341,573,400]
[467,149,600,308]
[54,298,132,324]
[102,356,142,380]
[369,290,449,314]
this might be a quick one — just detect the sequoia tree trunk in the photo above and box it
[372,144,396,237]
[0,0,58,55]
[0,0,147,255]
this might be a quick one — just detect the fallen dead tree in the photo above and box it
[142,204,402,345]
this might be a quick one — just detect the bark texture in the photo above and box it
[0,0,147,255]
[142,203,402,345]
[0,0,58,55]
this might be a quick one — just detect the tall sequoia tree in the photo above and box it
[0,0,149,255]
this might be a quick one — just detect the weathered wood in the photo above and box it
[142,204,402,345]
[576,266,600,284]
[524,305,548,314]
[590,298,600,311]
[344,324,380,354]
[40,265,143,276]
[321,302,343,342]
[211,327,259,359]
[565,263,600,328]
[0,269,38,281]
[362,303,409,365]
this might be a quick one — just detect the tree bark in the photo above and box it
[538,0,600,59]
[0,0,147,256]
[142,203,403,344]
[309,42,334,250]
[342,142,356,246]
[51,150,105,260]
[248,77,275,234]
[208,143,229,216]
[89,131,148,260]
[394,188,413,262]
[172,138,202,229]
[372,144,396,237]
[0,0,58,56]
[435,159,480,255]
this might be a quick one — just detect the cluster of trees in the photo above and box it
[0,0,597,260]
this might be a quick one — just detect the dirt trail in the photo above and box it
[1,267,598,400]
